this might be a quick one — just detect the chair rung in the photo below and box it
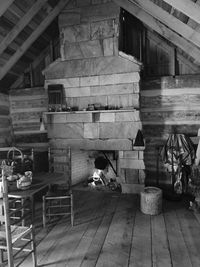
[1,165,37,267]
[47,204,71,208]
[47,212,71,216]
[45,195,71,200]
[14,248,34,267]
[12,239,32,255]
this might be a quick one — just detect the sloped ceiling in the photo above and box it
[114,0,200,65]
[0,0,200,91]
[0,0,69,91]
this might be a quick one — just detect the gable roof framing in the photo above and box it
[1,0,200,88]
[0,0,70,81]
[0,0,48,56]
[163,0,200,26]
[131,0,200,48]
[0,0,14,17]
[114,0,200,64]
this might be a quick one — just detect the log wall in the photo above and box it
[9,87,48,148]
[141,75,200,185]
[0,93,12,147]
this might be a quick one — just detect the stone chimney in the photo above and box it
[43,0,145,193]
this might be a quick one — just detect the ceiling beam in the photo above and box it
[9,3,52,43]
[0,0,14,17]
[0,0,48,56]
[0,0,70,81]
[163,0,200,26]
[113,0,200,64]
[127,0,200,49]
[0,35,37,61]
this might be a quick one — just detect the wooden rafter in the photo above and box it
[0,0,48,56]
[163,0,200,26]
[0,0,70,81]
[0,34,36,61]
[11,42,53,89]
[113,0,200,64]
[0,0,14,17]
[8,3,52,43]
[127,0,200,49]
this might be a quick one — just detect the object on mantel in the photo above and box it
[40,116,45,131]
[133,129,145,150]
[48,84,63,112]
[47,104,134,112]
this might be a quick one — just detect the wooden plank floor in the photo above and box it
[20,188,200,267]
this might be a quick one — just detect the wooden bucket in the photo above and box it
[140,187,162,215]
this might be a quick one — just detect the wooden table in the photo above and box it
[8,172,65,225]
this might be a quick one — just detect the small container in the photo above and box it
[71,106,79,111]
[140,187,162,215]
[62,104,68,111]
[87,104,94,111]
[94,103,101,110]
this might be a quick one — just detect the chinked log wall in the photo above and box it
[8,87,89,184]
[0,93,12,147]
[141,75,200,185]
[9,87,48,147]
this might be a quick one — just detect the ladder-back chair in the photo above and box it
[42,147,74,228]
[0,167,37,267]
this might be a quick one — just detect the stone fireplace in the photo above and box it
[43,0,145,193]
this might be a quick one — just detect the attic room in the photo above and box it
[1,0,200,266]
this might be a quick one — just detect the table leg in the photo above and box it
[30,196,34,224]
[21,197,34,226]
[21,198,25,226]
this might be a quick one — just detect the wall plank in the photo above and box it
[0,93,12,147]
[9,87,48,147]
[141,75,200,185]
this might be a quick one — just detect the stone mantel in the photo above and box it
[45,108,138,115]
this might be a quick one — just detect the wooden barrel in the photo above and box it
[140,187,162,215]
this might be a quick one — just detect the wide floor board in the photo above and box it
[20,188,200,267]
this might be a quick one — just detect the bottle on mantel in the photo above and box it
[40,117,45,131]
[133,129,145,150]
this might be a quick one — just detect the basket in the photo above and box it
[16,171,32,190]
[7,147,24,174]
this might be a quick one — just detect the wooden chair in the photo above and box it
[0,168,37,267]
[6,147,32,226]
[42,147,74,228]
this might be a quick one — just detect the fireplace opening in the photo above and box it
[86,151,121,193]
